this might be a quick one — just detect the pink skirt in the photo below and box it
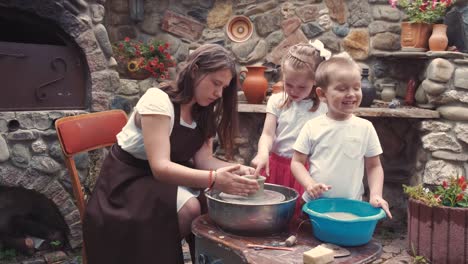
[262,153,308,217]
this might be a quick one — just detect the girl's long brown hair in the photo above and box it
[280,43,324,111]
[161,44,239,156]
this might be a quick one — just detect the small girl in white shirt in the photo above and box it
[251,43,328,214]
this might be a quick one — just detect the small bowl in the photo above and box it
[242,175,265,198]
[303,198,386,246]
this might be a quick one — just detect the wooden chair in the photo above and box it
[55,110,128,264]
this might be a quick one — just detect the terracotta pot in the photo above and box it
[240,66,268,104]
[429,24,449,51]
[400,22,432,51]
[408,198,468,263]
[271,81,284,94]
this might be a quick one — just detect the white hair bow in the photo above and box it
[309,39,332,60]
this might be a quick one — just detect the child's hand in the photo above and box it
[251,153,269,177]
[306,183,331,199]
[370,195,392,219]
[232,164,255,176]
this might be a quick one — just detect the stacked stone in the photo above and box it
[416,58,468,185]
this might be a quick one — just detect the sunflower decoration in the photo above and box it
[127,57,144,72]
[113,37,175,80]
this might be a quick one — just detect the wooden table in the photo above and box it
[192,214,382,264]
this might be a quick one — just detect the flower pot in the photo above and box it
[407,198,468,263]
[240,66,268,104]
[429,24,449,51]
[116,57,151,80]
[400,22,432,51]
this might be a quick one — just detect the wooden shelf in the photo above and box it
[371,50,468,60]
[238,103,440,119]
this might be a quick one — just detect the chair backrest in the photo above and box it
[55,110,128,220]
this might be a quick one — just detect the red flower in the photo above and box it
[443,181,448,189]
[113,37,174,80]
[419,2,428,11]
[456,193,464,202]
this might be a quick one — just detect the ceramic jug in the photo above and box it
[381,83,397,102]
[429,24,448,51]
[240,66,268,104]
[360,68,376,107]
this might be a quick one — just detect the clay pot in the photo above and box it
[271,81,284,94]
[240,66,268,104]
[380,83,397,102]
[242,175,266,198]
[429,24,449,51]
[400,22,432,51]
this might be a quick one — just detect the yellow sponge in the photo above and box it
[303,245,334,264]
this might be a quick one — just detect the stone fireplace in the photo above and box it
[0,0,121,250]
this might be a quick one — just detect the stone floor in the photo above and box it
[182,226,418,264]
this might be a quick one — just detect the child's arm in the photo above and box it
[291,151,331,199]
[252,113,277,177]
[365,155,392,218]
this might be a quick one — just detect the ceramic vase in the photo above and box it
[429,24,449,51]
[380,83,396,102]
[271,81,284,94]
[240,66,268,104]
[404,78,417,106]
[360,68,376,107]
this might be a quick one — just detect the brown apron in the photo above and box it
[83,104,205,264]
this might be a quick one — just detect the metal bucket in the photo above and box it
[205,184,298,235]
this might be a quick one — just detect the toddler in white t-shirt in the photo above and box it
[291,55,392,218]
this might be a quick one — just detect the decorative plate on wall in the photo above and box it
[226,15,254,43]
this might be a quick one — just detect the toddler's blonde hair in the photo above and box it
[315,55,361,90]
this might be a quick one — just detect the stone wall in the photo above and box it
[105,0,468,183]
[104,0,468,228]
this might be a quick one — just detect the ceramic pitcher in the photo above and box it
[429,24,448,51]
[240,66,268,104]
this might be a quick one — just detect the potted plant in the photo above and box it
[403,175,467,263]
[389,0,456,51]
[113,37,175,80]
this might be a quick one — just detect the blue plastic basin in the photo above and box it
[302,198,386,246]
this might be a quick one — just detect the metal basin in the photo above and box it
[205,184,298,235]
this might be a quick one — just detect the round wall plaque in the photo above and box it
[226,15,254,43]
